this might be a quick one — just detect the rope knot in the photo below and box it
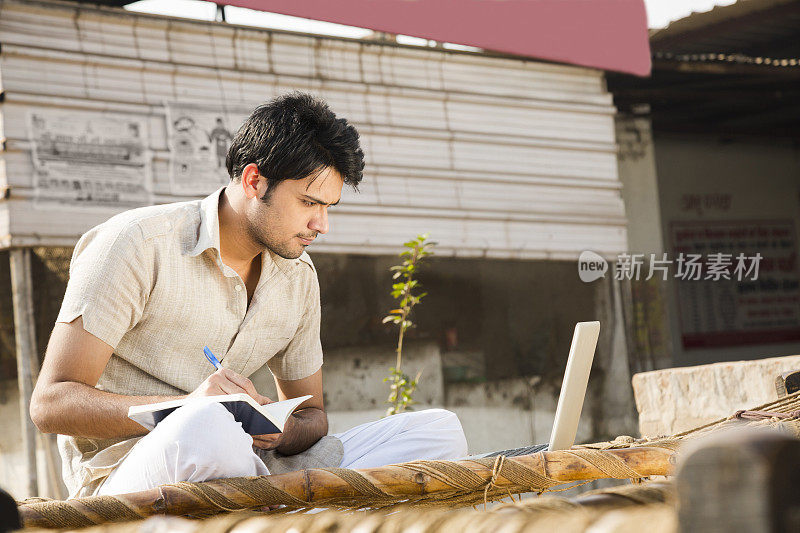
[483,455,509,506]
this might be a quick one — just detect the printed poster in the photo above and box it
[166,103,249,196]
[670,220,800,348]
[28,111,151,209]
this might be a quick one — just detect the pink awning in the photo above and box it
[218,0,651,76]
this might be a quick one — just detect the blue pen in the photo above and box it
[203,346,221,370]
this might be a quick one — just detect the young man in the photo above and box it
[30,93,467,498]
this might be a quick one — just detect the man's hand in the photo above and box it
[267,370,328,456]
[252,433,282,450]
[252,394,281,450]
[191,368,282,449]
[189,367,272,405]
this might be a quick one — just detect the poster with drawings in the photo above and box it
[166,103,249,196]
[27,111,151,209]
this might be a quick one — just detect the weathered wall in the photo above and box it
[251,340,444,412]
[616,116,665,256]
[653,134,800,367]
[614,115,674,373]
[313,254,600,384]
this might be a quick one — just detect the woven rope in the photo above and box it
[396,460,488,491]
[472,455,562,489]
[170,481,246,512]
[19,391,800,529]
[23,500,95,529]
[219,477,309,507]
[562,449,644,479]
[320,468,392,499]
[77,497,143,523]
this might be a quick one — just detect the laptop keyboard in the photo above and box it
[464,443,549,459]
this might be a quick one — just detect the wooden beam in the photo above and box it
[613,86,800,104]
[776,370,800,398]
[650,73,796,93]
[654,59,800,78]
[10,248,39,498]
[744,31,800,59]
[716,102,800,129]
[676,430,800,531]
[647,121,800,141]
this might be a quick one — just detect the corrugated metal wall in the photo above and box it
[0,0,626,259]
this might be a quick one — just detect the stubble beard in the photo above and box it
[246,190,305,260]
[245,218,305,260]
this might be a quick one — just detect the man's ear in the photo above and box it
[240,163,262,199]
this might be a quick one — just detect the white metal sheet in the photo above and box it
[0,0,626,258]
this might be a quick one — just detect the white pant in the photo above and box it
[97,403,467,496]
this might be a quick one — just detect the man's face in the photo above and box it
[245,167,343,259]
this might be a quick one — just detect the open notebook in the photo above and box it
[128,394,313,435]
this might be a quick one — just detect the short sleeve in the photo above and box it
[57,224,152,349]
[267,269,323,381]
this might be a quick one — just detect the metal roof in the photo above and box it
[0,0,626,257]
[650,0,800,57]
[608,0,800,139]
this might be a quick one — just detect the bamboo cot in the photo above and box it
[25,483,678,533]
[16,390,800,530]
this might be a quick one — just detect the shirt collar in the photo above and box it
[185,186,315,279]
[187,186,226,258]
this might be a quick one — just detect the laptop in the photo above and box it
[470,321,601,457]
[547,321,601,451]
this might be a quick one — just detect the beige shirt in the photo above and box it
[55,187,323,498]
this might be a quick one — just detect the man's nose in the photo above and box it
[309,207,329,235]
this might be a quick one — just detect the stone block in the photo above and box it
[632,354,800,437]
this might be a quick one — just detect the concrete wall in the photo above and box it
[653,134,800,367]
[252,338,632,456]
[312,254,601,384]
[616,116,666,256]
[615,116,674,372]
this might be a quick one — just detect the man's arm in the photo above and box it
[31,317,270,439]
[252,368,327,455]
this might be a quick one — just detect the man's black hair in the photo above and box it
[226,92,365,193]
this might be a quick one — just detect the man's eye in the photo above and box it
[302,200,315,207]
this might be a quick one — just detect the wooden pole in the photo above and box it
[19,446,676,528]
[10,248,39,498]
[676,429,800,532]
[775,369,800,398]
